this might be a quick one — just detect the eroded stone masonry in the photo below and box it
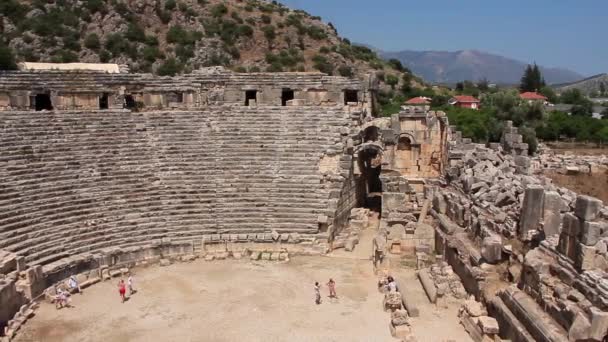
[1,64,608,341]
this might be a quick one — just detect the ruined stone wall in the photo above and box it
[430,122,608,341]
[0,68,374,113]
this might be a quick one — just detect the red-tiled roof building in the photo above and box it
[448,95,481,110]
[404,96,431,105]
[520,92,548,103]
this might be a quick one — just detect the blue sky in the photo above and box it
[279,0,607,76]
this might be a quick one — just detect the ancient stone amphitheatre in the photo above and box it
[1,63,608,342]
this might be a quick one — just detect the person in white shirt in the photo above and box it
[127,275,136,295]
[68,276,82,294]
[314,282,321,304]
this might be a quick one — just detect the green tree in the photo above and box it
[600,82,606,97]
[84,33,101,50]
[157,58,182,76]
[385,74,399,90]
[540,86,557,103]
[571,101,593,117]
[0,42,17,70]
[337,65,353,78]
[560,88,586,104]
[262,25,276,43]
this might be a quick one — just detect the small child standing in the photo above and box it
[127,275,136,295]
[314,282,321,305]
[327,278,337,298]
[118,279,127,303]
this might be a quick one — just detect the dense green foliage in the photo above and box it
[0,42,18,70]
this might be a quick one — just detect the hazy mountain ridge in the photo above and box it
[381,49,584,85]
[555,73,608,95]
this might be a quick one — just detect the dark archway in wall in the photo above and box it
[34,93,53,111]
[99,93,109,109]
[357,146,383,213]
[281,89,294,106]
[124,95,136,110]
[398,136,412,151]
[344,90,358,104]
[362,126,380,143]
[245,90,257,106]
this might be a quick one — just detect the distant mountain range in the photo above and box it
[380,49,585,85]
[555,73,608,95]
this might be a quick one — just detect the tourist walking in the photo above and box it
[118,279,127,303]
[327,278,337,298]
[55,288,71,309]
[128,275,136,295]
[314,282,322,304]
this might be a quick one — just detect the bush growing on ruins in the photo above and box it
[165,0,177,10]
[312,55,333,75]
[84,33,101,50]
[126,23,147,43]
[175,44,195,61]
[319,46,330,54]
[53,49,78,63]
[63,30,81,51]
[231,12,243,23]
[237,25,254,37]
[338,65,353,78]
[181,4,197,18]
[262,25,277,43]
[84,0,105,14]
[388,58,410,73]
[1,0,30,25]
[211,3,228,17]
[386,74,399,90]
[157,57,183,76]
[99,49,111,63]
[306,26,327,40]
[142,46,163,62]
[0,42,18,70]
[261,14,272,24]
[105,33,128,57]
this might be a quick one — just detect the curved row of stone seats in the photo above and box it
[0,106,351,266]
[0,70,362,92]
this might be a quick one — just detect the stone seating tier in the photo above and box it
[0,71,363,92]
[0,106,352,266]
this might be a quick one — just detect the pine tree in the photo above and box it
[600,82,606,97]
[520,63,545,92]
[520,65,534,92]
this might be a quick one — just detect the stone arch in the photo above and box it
[361,126,380,143]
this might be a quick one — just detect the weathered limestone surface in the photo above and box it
[519,185,545,240]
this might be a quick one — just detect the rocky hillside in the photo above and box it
[555,73,608,96]
[381,49,584,85]
[0,0,407,83]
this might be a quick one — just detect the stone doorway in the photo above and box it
[99,93,109,109]
[34,93,53,111]
[281,89,294,106]
[124,95,136,110]
[344,89,358,104]
[245,90,257,106]
[358,146,383,213]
